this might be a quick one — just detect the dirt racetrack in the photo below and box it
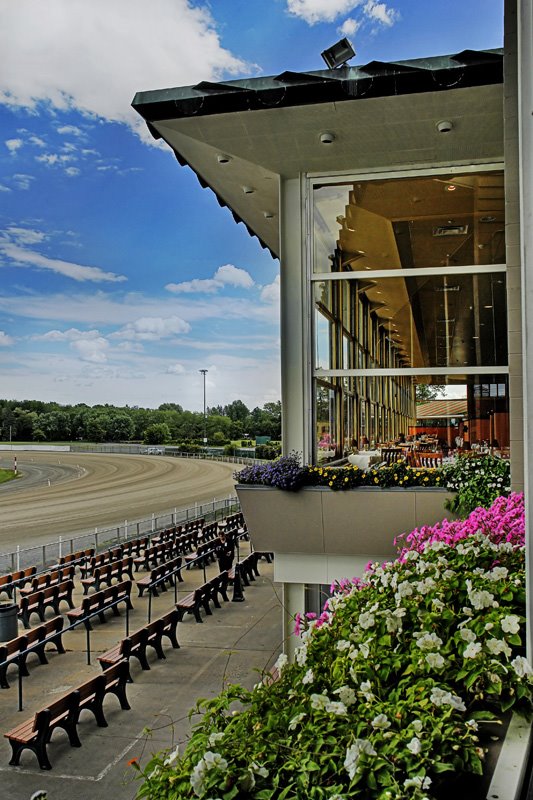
[0,452,239,553]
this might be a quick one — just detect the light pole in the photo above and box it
[199,369,208,446]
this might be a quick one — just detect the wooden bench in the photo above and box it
[176,584,213,623]
[66,580,133,630]
[4,659,131,770]
[121,536,149,557]
[19,580,75,628]
[98,609,180,675]
[136,556,183,597]
[19,566,75,597]
[2,616,65,686]
[58,548,94,569]
[133,541,174,572]
[206,571,229,609]
[18,590,44,629]
[80,556,134,594]
[1,566,38,599]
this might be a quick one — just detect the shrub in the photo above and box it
[442,455,510,517]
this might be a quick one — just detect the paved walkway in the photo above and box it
[0,557,282,800]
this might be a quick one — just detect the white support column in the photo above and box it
[280,177,310,460]
[515,0,533,656]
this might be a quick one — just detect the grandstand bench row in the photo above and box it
[4,660,130,770]
[0,617,66,690]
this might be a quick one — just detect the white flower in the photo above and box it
[203,751,228,771]
[487,566,508,581]
[251,761,269,778]
[460,628,476,642]
[462,607,474,617]
[288,712,306,730]
[486,638,512,657]
[208,732,223,747]
[310,693,330,710]
[358,611,375,629]
[295,645,308,666]
[326,700,348,715]
[407,736,422,755]
[163,744,180,766]
[425,652,445,669]
[335,685,357,706]
[432,598,444,612]
[430,687,466,711]
[337,639,351,651]
[468,588,496,611]
[463,642,482,659]
[501,615,521,635]
[274,653,288,673]
[396,580,414,598]
[371,713,391,730]
[511,656,533,678]
[302,668,314,685]
[359,681,374,701]
[466,719,479,731]
[416,632,443,651]
[404,776,432,790]
[411,719,423,733]
[344,740,377,779]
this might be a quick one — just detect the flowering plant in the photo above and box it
[442,456,511,517]
[237,454,511,519]
[133,496,531,800]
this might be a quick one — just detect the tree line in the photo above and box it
[0,398,281,446]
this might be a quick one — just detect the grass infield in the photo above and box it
[0,468,18,485]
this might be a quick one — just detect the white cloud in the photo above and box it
[165,277,221,294]
[287,0,363,24]
[166,263,254,295]
[12,173,35,190]
[65,166,81,177]
[214,264,254,289]
[0,184,11,192]
[28,135,46,147]
[5,137,23,154]
[363,1,399,26]
[0,0,249,142]
[260,275,280,304]
[0,242,127,283]
[166,363,186,375]
[114,316,191,341]
[33,327,102,342]
[338,17,361,37]
[57,125,84,137]
[71,336,109,363]
[35,153,60,166]
[0,331,14,346]
[5,226,47,245]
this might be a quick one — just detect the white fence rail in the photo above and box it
[0,494,240,574]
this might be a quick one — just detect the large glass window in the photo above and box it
[310,170,508,463]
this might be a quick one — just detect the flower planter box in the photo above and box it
[236,484,457,557]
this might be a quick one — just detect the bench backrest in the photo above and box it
[0,574,12,587]
[102,658,129,688]
[33,693,77,731]
[44,616,64,636]
[75,673,106,703]
[0,634,28,658]
[21,589,43,609]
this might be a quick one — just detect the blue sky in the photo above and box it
[0,0,504,411]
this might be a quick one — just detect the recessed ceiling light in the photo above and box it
[242,186,254,194]
[445,185,457,192]
[263,211,275,219]
[217,153,231,164]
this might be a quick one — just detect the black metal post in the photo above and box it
[86,626,91,665]
[148,591,152,624]
[18,665,23,712]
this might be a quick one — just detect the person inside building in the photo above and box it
[215,528,235,573]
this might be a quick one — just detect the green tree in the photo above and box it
[144,423,172,444]
[415,383,446,402]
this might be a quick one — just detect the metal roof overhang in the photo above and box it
[132,51,504,258]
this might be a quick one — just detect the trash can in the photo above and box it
[0,602,19,642]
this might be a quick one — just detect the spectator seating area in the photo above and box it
[0,511,273,770]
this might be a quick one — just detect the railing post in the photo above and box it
[86,626,91,665]
[59,535,63,560]
[16,545,20,572]
[42,545,46,569]
[18,666,24,712]
[126,602,130,636]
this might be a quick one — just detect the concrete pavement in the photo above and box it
[0,556,282,800]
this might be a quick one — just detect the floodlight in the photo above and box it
[321,38,356,69]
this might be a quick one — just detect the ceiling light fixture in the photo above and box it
[263,211,275,219]
[242,186,254,194]
[217,153,231,164]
